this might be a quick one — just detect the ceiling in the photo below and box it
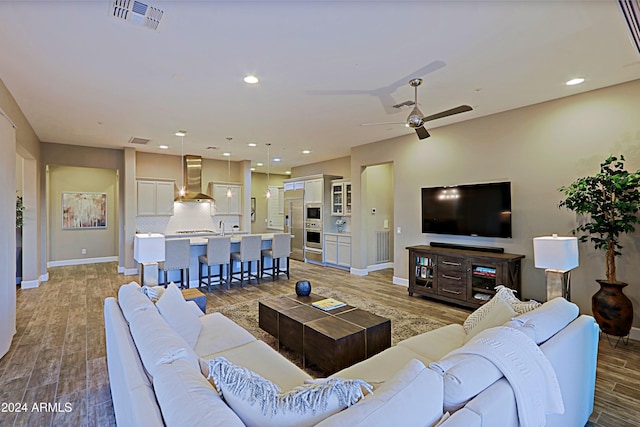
[1,1,639,175]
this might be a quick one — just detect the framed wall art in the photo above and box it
[62,192,107,229]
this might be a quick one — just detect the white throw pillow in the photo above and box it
[117,281,157,322]
[509,297,579,344]
[156,283,202,348]
[316,359,444,427]
[463,286,540,334]
[205,357,372,427]
[464,298,517,342]
[154,359,245,427]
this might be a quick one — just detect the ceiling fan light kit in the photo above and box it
[362,76,472,140]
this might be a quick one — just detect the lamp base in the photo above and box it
[139,262,160,287]
[545,269,571,301]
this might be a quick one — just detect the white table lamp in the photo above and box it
[533,234,579,301]
[134,233,165,286]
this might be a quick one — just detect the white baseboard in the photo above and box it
[40,272,49,282]
[629,327,640,342]
[393,276,409,287]
[47,256,118,268]
[367,262,393,272]
[20,279,40,289]
[350,267,368,276]
[124,267,139,276]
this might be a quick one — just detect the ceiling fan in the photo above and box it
[362,78,472,140]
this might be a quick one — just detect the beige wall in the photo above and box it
[351,79,640,325]
[251,172,288,233]
[362,163,394,266]
[48,165,118,261]
[292,156,351,179]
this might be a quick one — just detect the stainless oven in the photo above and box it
[305,220,322,250]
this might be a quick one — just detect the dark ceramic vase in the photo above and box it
[295,280,311,297]
[592,280,633,337]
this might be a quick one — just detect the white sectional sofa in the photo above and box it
[104,282,599,427]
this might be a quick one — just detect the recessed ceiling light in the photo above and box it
[566,78,585,86]
[285,171,291,175]
[302,150,311,154]
[248,143,257,147]
[256,162,264,166]
[244,75,259,84]
[250,167,256,171]
[158,145,169,150]
[223,152,230,157]
[175,130,187,136]
[273,157,281,162]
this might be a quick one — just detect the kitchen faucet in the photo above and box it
[219,220,225,236]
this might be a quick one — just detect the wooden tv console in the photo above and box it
[407,245,525,309]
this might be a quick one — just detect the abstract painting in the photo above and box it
[62,192,107,229]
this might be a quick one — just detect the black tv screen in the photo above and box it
[421,182,512,238]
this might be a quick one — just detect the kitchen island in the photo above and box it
[162,233,290,288]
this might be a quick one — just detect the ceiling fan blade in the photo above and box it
[361,121,406,126]
[415,126,430,140]
[422,105,473,122]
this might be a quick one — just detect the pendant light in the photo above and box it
[176,130,187,198]
[265,143,271,199]
[226,137,233,198]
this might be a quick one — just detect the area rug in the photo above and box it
[214,286,446,376]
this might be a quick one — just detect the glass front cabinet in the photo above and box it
[331,180,351,216]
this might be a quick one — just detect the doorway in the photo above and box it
[361,162,394,270]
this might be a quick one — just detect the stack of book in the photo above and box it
[312,298,346,311]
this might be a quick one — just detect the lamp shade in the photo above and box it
[533,235,579,271]
[134,233,165,263]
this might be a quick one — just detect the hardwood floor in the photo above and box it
[0,260,636,426]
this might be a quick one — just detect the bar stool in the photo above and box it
[158,239,191,289]
[198,236,231,291]
[261,233,291,281]
[230,235,262,287]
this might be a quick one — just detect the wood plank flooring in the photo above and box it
[0,260,636,426]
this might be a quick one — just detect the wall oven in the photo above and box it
[304,220,322,250]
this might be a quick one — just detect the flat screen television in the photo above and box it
[421,181,512,238]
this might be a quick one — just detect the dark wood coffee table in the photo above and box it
[259,293,391,374]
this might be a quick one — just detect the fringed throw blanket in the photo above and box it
[446,326,564,427]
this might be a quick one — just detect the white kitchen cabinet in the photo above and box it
[324,233,351,268]
[330,180,352,216]
[284,181,304,191]
[137,179,175,216]
[304,179,323,204]
[212,183,242,215]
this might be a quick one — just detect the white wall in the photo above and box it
[350,79,640,325]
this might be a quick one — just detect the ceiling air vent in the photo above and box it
[128,137,150,145]
[111,0,164,31]
[619,0,640,55]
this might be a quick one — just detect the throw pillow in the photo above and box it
[315,359,443,427]
[205,356,372,427]
[508,297,579,344]
[117,281,157,322]
[156,282,202,348]
[464,298,517,342]
[463,286,540,334]
[141,285,165,303]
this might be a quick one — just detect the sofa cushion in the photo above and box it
[331,345,430,384]
[127,305,200,377]
[464,299,517,342]
[396,324,466,362]
[194,312,256,356]
[204,340,311,391]
[206,356,372,427]
[430,353,503,412]
[156,282,202,348]
[118,281,157,322]
[508,297,579,344]
[153,359,244,427]
[317,359,444,427]
[463,286,540,334]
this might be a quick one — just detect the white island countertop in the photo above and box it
[182,233,290,246]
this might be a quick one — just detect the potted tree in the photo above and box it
[559,155,640,338]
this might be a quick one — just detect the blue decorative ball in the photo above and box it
[295,280,311,297]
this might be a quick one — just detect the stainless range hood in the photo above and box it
[175,155,214,202]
